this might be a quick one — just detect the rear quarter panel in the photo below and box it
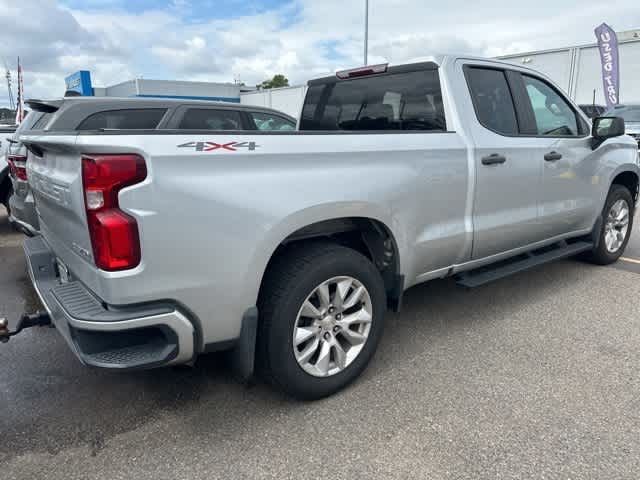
[72,131,469,346]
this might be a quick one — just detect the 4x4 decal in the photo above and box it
[178,141,260,152]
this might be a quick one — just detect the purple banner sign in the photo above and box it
[594,23,620,109]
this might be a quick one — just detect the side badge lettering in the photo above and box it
[178,141,260,152]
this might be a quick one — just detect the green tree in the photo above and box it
[258,74,290,90]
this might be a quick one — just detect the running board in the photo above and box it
[455,241,593,288]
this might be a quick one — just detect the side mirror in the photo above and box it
[591,116,626,149]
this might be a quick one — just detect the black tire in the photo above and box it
[1,181,11,216]
[257,242,386,400]
[586,184,635,265]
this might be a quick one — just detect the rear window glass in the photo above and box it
[300,69,446,131]
[77,109,166,130]
[29,112,52,130]
[178,109,242,130]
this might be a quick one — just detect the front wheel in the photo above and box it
[587,184,634,265]
[258,243,386,400]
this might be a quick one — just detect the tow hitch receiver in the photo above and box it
[0,312,52,343]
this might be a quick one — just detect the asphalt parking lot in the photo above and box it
[1,207,640,480]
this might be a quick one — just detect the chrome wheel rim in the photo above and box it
[293,276,373,378]
[604,199,630,253]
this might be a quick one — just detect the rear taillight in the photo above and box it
[81,154,147,271]
[7,155,28,181]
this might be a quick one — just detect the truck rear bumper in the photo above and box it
[24,235,196,370]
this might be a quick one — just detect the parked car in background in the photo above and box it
[15,55,639,400]
[0,125,17,214]
[5,112,46,235]
[4,99,296,235]
[579,104,606,119]
[604,104,640,149]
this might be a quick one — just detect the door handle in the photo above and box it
[481,154,507,165]
[544,151,563,162]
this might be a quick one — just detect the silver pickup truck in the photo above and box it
[13,55,640,399]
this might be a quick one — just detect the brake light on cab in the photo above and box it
[81,154,147,271]
[7,155,28,181]
[336,63,388,79]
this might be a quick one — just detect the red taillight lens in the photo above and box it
[7,155,28,181]
[81,154,147,271]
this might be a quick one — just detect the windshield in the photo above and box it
[605,106,640,123]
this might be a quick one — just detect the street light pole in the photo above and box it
[364,0,369,65]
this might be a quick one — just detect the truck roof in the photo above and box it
[312,54,555,86]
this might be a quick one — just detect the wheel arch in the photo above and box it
[245,203,405,314]
[611,169,639,203]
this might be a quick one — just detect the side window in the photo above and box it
[250,112,296,131]
[522,75,579,136]
[466,67,518,135]
[77,109,166,130]
[178,109,242,130]
[300,70,446,131]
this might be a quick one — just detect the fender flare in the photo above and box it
[607,163,640,200]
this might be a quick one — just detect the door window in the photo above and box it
[522,76,579,136]
[249,112,296,131]
[466,67,518,135]
[178,109,242,130]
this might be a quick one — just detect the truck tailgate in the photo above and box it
[22,135,94,267]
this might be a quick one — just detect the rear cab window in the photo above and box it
[300,67,446,131]
[77,109,167,130]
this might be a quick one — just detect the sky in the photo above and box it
[0,0,638,108]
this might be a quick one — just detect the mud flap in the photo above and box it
[228,307,258,380]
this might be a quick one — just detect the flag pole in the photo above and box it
[364,0,369,65]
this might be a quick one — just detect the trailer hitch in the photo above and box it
[0,312,52,343]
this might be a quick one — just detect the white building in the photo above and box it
[240,85,308,118]
[499,29,640,106]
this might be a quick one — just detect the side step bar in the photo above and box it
[455,241,593,288]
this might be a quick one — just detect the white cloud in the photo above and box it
[0,0,638,107]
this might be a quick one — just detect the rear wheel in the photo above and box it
[586,184,634,265]
[258,242,386,400]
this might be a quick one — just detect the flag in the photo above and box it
[594,23,620,109]
[14,57,24,125]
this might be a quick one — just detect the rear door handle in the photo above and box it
[481,154,507,165]
[544,151,563,162]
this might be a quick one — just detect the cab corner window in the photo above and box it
[466,67,518,136]
[522,75,579,137]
